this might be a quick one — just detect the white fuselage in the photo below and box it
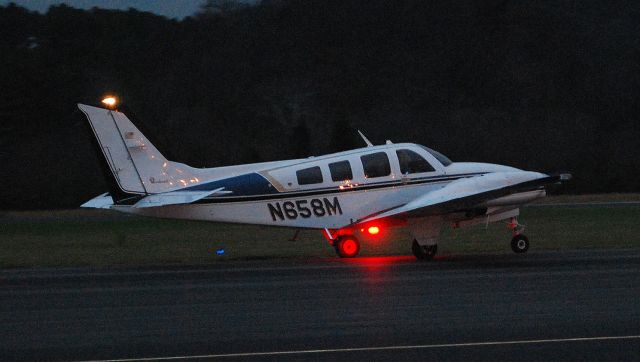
[114,143,535,229]
[79,103,559,258]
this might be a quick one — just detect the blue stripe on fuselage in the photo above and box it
[184,173,278,195]
[185,172,486,199]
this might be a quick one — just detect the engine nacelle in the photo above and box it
[482,190,546,207]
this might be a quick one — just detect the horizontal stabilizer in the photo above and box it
[81,193,114,209]
[133,188,230,208]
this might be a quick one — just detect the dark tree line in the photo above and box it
[1,0,639,210]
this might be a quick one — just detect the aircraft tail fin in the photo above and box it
[78,104,200,203]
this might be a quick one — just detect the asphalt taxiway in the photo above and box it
[1,249,639,361]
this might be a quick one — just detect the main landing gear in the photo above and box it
[322,229,361,258]
[334,236,360,258]
[508,217,529,253]
[412,240,437,260]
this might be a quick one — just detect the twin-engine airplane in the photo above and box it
[79,101,570,259]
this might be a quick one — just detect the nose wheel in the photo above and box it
[511,234,529,253]
[508,217,529,253]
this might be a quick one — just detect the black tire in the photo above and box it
[412,239,437,260]
[335,236,360,258]
[511,234,529,253]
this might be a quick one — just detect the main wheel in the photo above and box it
[412,239,437,260]
[335,236,360,258]
[511,234,529,253]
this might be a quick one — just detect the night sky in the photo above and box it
[0,0,204,18]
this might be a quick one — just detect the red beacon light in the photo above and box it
[367,226,380,235]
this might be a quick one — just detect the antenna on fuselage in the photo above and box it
[357,130,374,147]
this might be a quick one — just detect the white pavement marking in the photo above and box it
[528,201,640,207]
[83,335,640,361]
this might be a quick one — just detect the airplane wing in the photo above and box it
[357,171,567,224]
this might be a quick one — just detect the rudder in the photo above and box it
[78,104,198,197]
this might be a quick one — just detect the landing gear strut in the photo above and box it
[335,236,360,258]
[508,217,529,254]
[412,239,437,260]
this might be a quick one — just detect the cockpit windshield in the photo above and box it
[419,145,453,166]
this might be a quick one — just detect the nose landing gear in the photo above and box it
[508,217,529,253]
[511,234,530,253]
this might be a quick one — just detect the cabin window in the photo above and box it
[396,149,435,174]
[329,161,353,182]
[361,152,391,178]
[296,166,323,185]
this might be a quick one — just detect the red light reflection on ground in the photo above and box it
[341,256,416,285]
[351,255,415,264]
[339,255,416,272]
